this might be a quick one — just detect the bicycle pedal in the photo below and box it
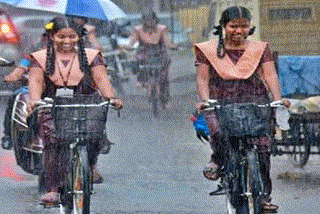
[40,201,60,208]
[209,186,226,196]
[263,211,278,214]
[209,190,226,196]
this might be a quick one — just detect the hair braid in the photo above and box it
[45,37,55,76]
[213,25,225,58]
[77,36,93,86]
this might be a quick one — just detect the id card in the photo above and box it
[55,88,74,97]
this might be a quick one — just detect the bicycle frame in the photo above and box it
[139,56,162,117]
[35,96,115,213]
[204,99,283,214]
[221,136,264,214]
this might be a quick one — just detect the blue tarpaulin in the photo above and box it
[277,55,320,96]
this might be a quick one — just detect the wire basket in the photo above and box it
[52,95,108,142]
[215,98,272,137]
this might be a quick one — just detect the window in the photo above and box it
[269,8,312,21]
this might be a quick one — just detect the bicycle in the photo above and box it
[138,54,164,117]
[104,49,129,95]
[35,94,118,214]
[203,98,284,214]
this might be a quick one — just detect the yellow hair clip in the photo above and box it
[45,22,54,30]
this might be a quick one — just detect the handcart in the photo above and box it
[271,55,320,168]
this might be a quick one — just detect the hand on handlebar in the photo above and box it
[110,98,123,109]
[196,100,215,113]
[281,98,291,108]
[27,99,41,114]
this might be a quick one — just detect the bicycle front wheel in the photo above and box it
[246,149,264,214]
[72,146,91,214]
[150,84,158,117]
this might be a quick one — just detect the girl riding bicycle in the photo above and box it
[28,17,122,204]
[125,10,177,109]
[195,6,290,212]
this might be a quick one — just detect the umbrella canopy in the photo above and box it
[0,0,126,21]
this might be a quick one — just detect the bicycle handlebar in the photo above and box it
[202,99,285,111]
[34,97,118,111]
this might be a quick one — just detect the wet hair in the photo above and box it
[67,15,88,25]
[141,10,159,24]
[44,17,92,86]
[213,6,256,58]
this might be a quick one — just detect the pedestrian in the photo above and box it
[195,6,290,212]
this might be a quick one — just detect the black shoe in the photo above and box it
[1,135,12,150]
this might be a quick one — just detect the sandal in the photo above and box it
[40,191,59,205]
[261,202,279,213]
[92,168,104,184]
[202,162,221,181]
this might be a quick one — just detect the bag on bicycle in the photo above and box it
[190,111,210,142]
[217,102,270,137]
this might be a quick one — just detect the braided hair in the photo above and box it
[44,17,92,86]
[213,6,255,58]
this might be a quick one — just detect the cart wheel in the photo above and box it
[284,121,312,168]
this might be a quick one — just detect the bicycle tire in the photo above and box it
[151,84,158,117]
[73,146,91,214]
[225,142,248,214]
[246,149,264,214]
[61,146,91,214]
[285,120,312,168]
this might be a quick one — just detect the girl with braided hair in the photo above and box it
[195,6,290,212]
[28,17,122,204]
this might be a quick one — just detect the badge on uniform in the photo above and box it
[55,88,74,97]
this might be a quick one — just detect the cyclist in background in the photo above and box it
[125,10,177,109]
[195,6,290,213]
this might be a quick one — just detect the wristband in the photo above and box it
[18,58,32,68]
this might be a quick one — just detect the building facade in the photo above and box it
[260,0,320,55]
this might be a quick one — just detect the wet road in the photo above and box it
[0,51,319,213]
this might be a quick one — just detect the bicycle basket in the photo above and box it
[52,95,108,142]
[217,101,271,137]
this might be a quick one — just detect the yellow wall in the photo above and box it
[176,5,210,44]
[260,0,320,55]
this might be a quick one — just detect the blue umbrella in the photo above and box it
[0,0,126,20]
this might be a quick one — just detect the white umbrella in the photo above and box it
[0,0,126,20]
